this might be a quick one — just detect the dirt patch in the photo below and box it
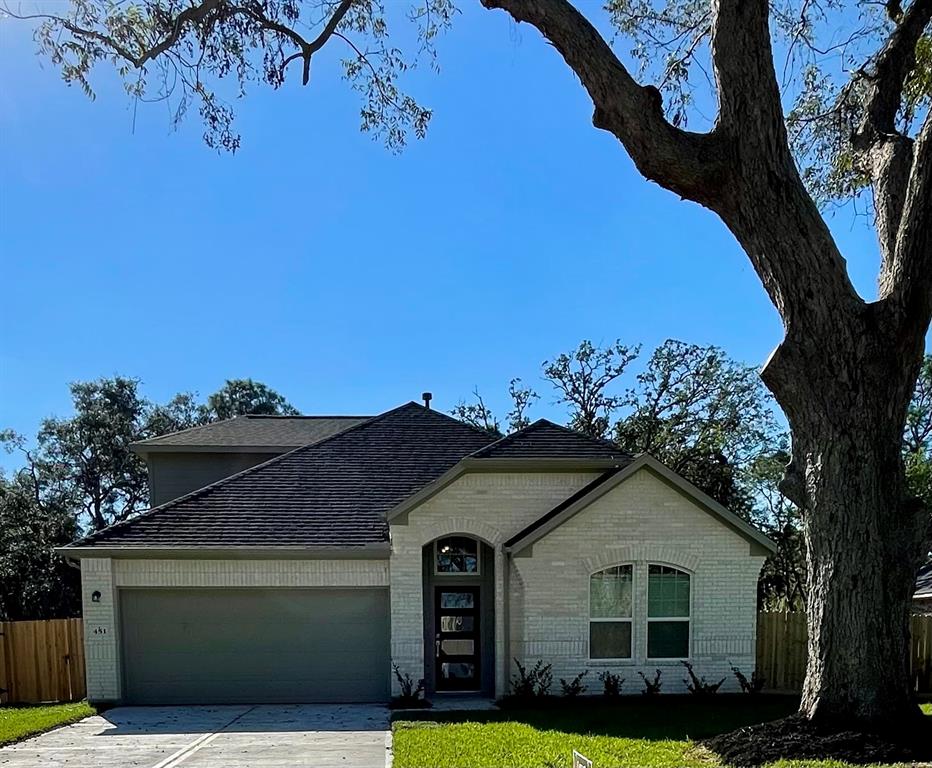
[702,714,932,766]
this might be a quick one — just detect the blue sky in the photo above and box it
[0,4,923,471]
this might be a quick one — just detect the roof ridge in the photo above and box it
[75,402,473,546]
[241,414,373,420]
[132,417,238,446]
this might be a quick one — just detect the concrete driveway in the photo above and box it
[0,704,392,768]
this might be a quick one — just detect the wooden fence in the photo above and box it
[0,613,929,704]
[757,611,932,693]
[0,619,85,705]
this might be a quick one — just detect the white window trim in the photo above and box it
[645,563,692,661]
[587,563,634,663]
[433,536,481,576]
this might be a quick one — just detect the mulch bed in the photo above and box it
[702,714,932,766]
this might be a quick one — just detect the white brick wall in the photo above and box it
[81,558,121,702]
[112,558,389,587]
[390,467,765,698]
[389,472,601,696]
[81,558,388,702]
[511,468,766,694]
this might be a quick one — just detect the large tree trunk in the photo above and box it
[764,315,929,729]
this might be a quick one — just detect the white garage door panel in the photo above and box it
[120,588,390,704]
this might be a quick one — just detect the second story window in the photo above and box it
[435,536,480,574]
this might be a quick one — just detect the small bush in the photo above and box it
[510,658,553,699]
[730,663,766,694]
[638,669,663,695]
[390,664,429,709]
[598,670,624,697]
[559,670,589,697]
[681,661,725,695]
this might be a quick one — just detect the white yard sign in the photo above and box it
[572,750,593,768]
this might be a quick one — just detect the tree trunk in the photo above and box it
[763,313,929,729]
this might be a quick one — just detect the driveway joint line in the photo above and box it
[150,706,256,768]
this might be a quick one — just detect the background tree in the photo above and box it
[9,0,932,742]
[543,340,639,438]
[0,436,80,621]
[202,378,300,420]
[0,375,298,619]
[616,340,782,517]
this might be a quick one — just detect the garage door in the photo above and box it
[120,588,389,704]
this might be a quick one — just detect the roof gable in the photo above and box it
[504,454,777,556]
[470,420,630,460]
[68,403,494,551]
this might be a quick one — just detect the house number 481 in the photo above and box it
[92,626,108,635]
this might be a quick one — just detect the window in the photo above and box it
[589,565,633,659]
[435,537,480,574]
[647,565,690,659]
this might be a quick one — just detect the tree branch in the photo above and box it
[479,0,727,204]
[853,0,932,264]
[883,110,932,339]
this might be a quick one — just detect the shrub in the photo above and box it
[510,658,553,699]
[559,670,589,696]
[638,669,663,695]
[598,670,624,696]
[390,664,429,709]
[681,661,725,695]
[730,663,766,694]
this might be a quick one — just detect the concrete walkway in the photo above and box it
[0,704,392,768]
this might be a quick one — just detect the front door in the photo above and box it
[434,586,481,691]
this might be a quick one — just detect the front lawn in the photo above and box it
[392,697,932,768]
[0,702,96,747]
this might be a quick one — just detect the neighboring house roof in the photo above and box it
[503,454,777,555]
[66,403,493,551]
[132,415,372,453]
[470,420,630,460]
[917,562,932,600]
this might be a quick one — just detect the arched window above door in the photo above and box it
[434,536,480,574]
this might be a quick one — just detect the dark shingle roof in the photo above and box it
[917,563,932,599]
[74,403,494,549]
[470,420,631,460]
[134,415,371,450]
[503,469,623,548]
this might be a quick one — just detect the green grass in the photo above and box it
[0,702,96,747]
[392,698,932,768]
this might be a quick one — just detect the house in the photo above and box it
[58,400,775,705]
[916,563,932,615]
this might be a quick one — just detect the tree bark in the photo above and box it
[762,306,929,727]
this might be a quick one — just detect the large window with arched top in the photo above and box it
[647,564,691,659]
[589,565,633,659]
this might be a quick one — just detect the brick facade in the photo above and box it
[81,468,764,703]
[390,467,765,697]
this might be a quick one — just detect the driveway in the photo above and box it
[0,704,392,768]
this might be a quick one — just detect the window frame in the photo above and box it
[587,563,635,662]
[645,563,692,661]
[433,536,481,576]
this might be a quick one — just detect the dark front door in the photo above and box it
[434,586,481,691]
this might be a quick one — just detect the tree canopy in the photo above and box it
[0,375,298,619]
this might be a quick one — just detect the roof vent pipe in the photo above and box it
[422,392,433,409]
